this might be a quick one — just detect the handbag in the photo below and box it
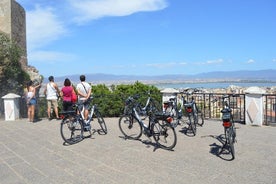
[71,87,77,103]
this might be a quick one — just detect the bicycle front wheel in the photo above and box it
[118,115,142,140]
[197,110,204,126]
[152,120,177,150]
[95,110,107,134]
[60,116,83,145]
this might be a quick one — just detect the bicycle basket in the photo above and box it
[222,112,231,121]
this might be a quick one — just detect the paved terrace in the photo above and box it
[0,118,275,184]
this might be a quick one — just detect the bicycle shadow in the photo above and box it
[179,126,196,137]
[118,135,175,152]
[205,134,234,161]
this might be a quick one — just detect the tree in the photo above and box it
[91,82,162,117]
[0,32,30,96]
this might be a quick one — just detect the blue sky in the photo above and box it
[16,0,276,78]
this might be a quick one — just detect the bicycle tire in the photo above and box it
[188,113,197,136]
[60,116,83,145]
[95,110,107,134]
[197,110,204,126]
[228,127,235,160]
[152,119,177,150]
[118,115,142,140]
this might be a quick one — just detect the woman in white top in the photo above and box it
[26,80,40,122]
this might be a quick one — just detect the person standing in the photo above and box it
[44,76,60,120]
[26,80,40,122]
[60,78,74,111]
[76,75,91,122]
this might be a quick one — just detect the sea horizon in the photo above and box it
[153,81,276,89]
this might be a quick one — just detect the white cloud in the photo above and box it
[247,59,255,64]
[206,59,223,64]
[28,50,76,63]
[68,0,168,24]
[194,59,223,65]
[272,59,276,62]
[26,5,67,51]
[146,62,186,68]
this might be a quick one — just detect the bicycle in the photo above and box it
[213,94,237,160]
[118,95,177,150]
[60,96,107,145]
[162,88,204,136]
[162,96,183,128]
[136,91,162,120]
[181,88,204,127]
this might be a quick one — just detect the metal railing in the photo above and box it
[178,93,245,124]
[264,94,276,126]
[1,93,275,126]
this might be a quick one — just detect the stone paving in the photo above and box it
[0,117,275,184]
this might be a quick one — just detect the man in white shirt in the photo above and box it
[76,75,92,122]
[44,76,60,120]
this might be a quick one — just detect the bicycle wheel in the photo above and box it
[60,116,83,145]
[95,110,107,134]
[227,127,235,160]
[188,113,197,136]
[118,115,142,140]
[197,110,204,126]
[152,120,177,150]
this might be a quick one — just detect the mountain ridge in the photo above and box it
[54,69,276,84]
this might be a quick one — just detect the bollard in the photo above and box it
[245,87,266,126]
[1,93,21,121]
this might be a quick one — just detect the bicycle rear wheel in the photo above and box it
[95,110,107,134]
[60,116,83,145]
[118,115,142,140]
[227,127,235,160]
[152,120,177,150]
[188,113,197,136]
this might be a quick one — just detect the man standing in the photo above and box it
[44,76,60,120]
[76,75,91,122]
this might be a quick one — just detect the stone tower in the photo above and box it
[0,0,40,81]
[0,0,27,67]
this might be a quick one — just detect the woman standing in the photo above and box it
[26,81,40,122]
[60,78,74,111]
